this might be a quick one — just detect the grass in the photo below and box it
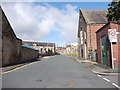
[67,53,78,56]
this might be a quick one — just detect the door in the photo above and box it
[101,35,107,65]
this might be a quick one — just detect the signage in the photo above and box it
[108,29,117,42]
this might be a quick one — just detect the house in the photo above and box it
[96,22,120,69]
[78,9,108,60]
[56,43,78,55]
[66,43,78,55]
[23,41,56,54]
[56,47,66,55]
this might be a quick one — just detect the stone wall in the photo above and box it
[2,36,39,66]
[21,47,39,62]
[2,36,22,66]
[78,10,87,59]
[1,7,39,66]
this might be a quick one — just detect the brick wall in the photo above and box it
[118,24,120,68]
[87,24,105,50]
[110,23,120,68]
[96,23,120,68]
[96,24,112,67]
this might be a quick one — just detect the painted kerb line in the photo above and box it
[1,61,38,74]
[103,78,111,82]
[97,74,101,77]
[112,83,120,89]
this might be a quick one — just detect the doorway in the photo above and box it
[101,35,108,65]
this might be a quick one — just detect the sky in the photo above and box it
[1,2,110,46]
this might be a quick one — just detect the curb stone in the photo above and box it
[1,58,42,74]
[73,57,120,76]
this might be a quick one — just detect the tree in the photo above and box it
[107,1,120,24]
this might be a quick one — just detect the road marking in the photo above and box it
[112,83,120,89]
[1,61,38,74]
[97,74,101,77]
[43,56,54,59]
[103,78,111,82]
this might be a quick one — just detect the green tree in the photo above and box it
[107,1,120,24]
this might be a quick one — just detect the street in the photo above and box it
[2,55,116,88]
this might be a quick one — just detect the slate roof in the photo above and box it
[80,9,108,24]
[23,41,55,47]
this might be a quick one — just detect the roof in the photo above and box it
[96,22,120,33]
[22,45,36,50]
[96,22,110,33]
[23,41,55,47]
[80,9,108,24]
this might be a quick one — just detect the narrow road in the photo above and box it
[2,55,116,88]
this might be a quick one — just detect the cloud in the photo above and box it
[2,2,79,45]
[2,0,112,2]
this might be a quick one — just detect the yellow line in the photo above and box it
[1,61,38,75]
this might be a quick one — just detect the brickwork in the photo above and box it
[78,9,107,59]
[110,23,120,68]
[118,24,120,68]
[88,24,105,50]
[96,22,120,68]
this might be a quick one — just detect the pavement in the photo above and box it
[72,56,120,76]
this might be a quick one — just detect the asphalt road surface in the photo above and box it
[2,55,117,88]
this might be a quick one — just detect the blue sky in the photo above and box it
[2,2,110,46]
[35,2,110,10]
[38,2,110,46]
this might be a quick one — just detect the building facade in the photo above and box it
[23,41,56,54]
[56,47,66,55]
[56,43,78,55]
[78,9,108,60]
[96,22,120,69]
[66,43,78,55]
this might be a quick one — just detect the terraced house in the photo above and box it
[23,41,56,54]
[78,9,108,61]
